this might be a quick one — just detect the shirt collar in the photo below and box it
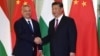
[25,18,31,22]
[55,14,63,23]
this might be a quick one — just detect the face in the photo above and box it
[22,6,31,19]
[52,5,63,18]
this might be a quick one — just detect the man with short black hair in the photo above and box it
[42,2,77,56]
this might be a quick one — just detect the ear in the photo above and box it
[61,8,64,13]
[60,7,63,10]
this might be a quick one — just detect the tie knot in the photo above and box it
[28,21,30,24]
[56,19,58,22]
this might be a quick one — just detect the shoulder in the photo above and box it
[63,16,74,21]
[32,19,39,25]
[14,17,24,25]
[31,19,39,26]
[49,18,55,24]
[31,19,38,24]
[63,15,75,23]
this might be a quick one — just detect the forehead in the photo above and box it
[52,5,61,8]
[22,5,31,10]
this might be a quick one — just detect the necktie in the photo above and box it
[55,19,58,31]
[28,21,33,31]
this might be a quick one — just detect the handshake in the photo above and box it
[34,37,42,45]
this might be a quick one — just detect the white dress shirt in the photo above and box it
[54,14,63,27]
[25,18,33,30]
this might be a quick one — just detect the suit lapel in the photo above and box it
[22,18,34,33]
[32,20,36,33]
[52,19,55,33]
[54,15,65,32]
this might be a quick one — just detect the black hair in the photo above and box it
[52,2,63,8]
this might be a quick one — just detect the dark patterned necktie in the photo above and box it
[55,19,58,31]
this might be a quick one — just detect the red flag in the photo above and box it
[11,0,39,55]
[0,0,9,18]
[69,0,99,56]
[55,0,62,2]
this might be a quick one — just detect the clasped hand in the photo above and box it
[34,37,42,44]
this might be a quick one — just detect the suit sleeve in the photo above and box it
[68,19,77,52]
[14,21,34,43]
[35,22,42,50]
[42,22,52,45]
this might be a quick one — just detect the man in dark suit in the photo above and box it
[36,2,77,56]
[13,5,42,56]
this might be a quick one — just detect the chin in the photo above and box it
[54,15,57,17]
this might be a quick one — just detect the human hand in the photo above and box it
[34,37,42,44]
[70,52,75,56]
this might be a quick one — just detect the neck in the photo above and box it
[25,17,31,19]
[55,14,63,19]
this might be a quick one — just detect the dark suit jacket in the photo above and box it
[13,17,42,56]
[43,15,77,56]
